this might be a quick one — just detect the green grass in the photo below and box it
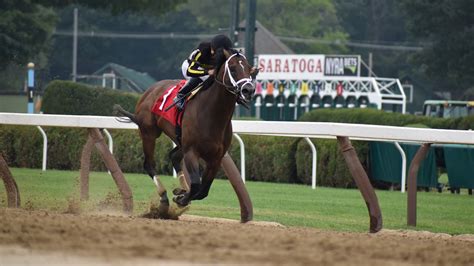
[1,168,473,234]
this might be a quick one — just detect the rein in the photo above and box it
[214,53,253,98]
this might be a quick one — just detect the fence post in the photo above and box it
[337,136,382,233]
[88,128,133,213]
[0,153,20,208]
[407,143,431,227]
[80,134,94,200]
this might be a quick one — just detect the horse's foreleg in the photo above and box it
[192,162,219,200]
[174,150,200,206]
[169,146,190,194]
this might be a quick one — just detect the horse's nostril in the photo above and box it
[242,85,255,96]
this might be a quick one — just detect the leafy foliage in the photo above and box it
[295,138,367,188]
[400,0,474,97]
[0,126,172,174]
[0,1,56,69]
[2,108,473,188]
[49,6,204,81]
[299,108,455,129]
[228,135,298,183]
[42,80,139,115]
[0,0,186,92]
[33,0,185,15]
[187,0,349,54]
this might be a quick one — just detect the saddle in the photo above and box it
[151,80,204,145]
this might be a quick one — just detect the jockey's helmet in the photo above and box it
[211,34,232,51]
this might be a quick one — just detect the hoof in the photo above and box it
[173,193,190,207]
[240,216,253,223]
[172,188,187,196]
[141,202,171,220]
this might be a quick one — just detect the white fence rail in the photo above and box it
[1,112,474,191]
[2,113,473,143]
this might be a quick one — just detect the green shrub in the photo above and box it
[295,108,457,188]
[0,126,173,176]
[299,108,454,129]
[13,126,43,168]
[227,135,298,183]
[42,80,139,115]
[4,106,467,189]
[44,127,87,170]
[295,138,368,188]
[456,115,474,130]
[0,126,17,163]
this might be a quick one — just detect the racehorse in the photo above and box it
[114,49,258,218]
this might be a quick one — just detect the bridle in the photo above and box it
[214,53,254,101]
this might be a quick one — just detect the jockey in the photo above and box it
[174,34,233,110]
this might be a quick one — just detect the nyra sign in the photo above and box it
[257,54,360,80]
[324,55,360,77]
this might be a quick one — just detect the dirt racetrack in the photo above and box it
[1,208,473,265]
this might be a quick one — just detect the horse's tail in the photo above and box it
[113,104,138,124]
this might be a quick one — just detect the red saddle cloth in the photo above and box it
[151,80,187,126]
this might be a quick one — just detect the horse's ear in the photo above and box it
[223,49,231,58]
[250,67,260,80]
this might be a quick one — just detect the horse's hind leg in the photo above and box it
[141,129,159,179]
[141,128,170,216]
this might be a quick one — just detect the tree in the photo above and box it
[48,6,204,81]
[0,0,185,69]
[256,0,348,54]
[186,0,349,54]
[400,0,474,97]
[0,0,186,92]
[333,0,417,78]
[34,0,185,15]
[0,1,56,69]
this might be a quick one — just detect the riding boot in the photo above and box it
[175,78,201,111]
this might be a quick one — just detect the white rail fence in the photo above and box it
[1,113,474,192]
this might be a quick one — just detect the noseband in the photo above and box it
[215,53,254,99]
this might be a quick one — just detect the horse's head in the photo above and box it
[215,49,258,104]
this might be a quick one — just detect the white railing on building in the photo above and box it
[255,76,406,114]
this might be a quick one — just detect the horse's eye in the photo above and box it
[229,66,237,76]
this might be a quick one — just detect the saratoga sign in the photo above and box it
[257,54,360,80]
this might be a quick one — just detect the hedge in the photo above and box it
[227,135,298,183]
[298,108,456,129]
[43,80,139,115]
[0,126,173,176]
[295,139,369,188]
[39,80,300,183]
[296,108,474,187]
[456,115,474,130]
[9,80,473,188]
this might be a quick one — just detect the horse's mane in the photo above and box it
[202,48,240,90]
[214,48,239,74]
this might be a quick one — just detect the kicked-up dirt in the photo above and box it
[0,208,473,265]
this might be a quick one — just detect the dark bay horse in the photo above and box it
[115,49,257,217]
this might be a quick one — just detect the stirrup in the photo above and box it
[176,98,185,111]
